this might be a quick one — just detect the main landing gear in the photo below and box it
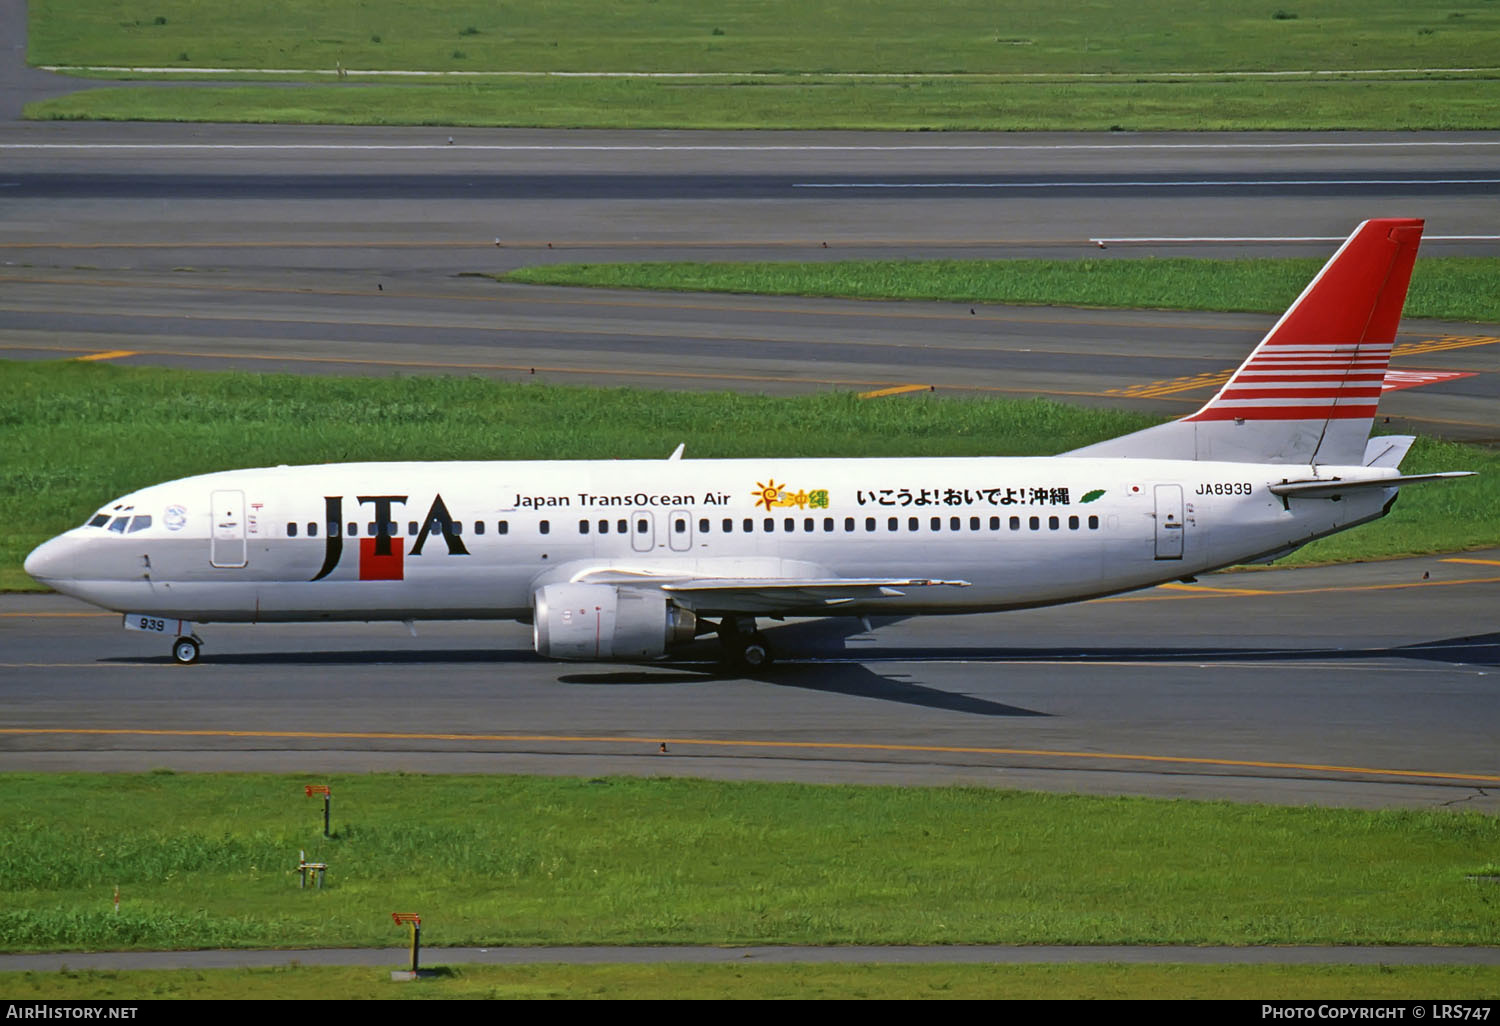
[171,634,204,665]
[716,616,773,670]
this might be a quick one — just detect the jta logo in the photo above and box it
[310,494,469,582]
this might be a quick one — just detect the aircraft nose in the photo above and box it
[24,532,85,584]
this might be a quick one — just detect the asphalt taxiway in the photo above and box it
[3,122,1497,441]
[4,549,1497,810]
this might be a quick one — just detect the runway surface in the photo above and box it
[3,122,1498,442]
[5,549,1498,810]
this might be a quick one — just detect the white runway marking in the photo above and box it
[1090,235,1500,243]
[795,178,1500,190]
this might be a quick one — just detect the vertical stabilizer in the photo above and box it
[1065,218,1424,464]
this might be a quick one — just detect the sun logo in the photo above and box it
[753,479,785,511]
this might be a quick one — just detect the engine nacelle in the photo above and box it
[532,583,697,661]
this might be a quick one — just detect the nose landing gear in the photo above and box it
[171,635,203,665]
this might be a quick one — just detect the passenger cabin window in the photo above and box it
[698,518,709,533]
[599,520,611,534]
[347,522,357,537]
[408,521,419,536]
[497,520,509,535]
[1089,515,1100,530]
[474,521,485,536]
[287,522,298,537]
[579,519,590,534]
[676,517,689,534]
[723,518,734,533]
[308,522,318,537]
[539,520,549,535]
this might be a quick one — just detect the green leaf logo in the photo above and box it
[1080,489,1106,504]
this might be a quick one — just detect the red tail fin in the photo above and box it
[1185,218,1423,427]
[1064,219,1424,465]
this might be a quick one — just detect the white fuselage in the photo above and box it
[27,455,1399,624]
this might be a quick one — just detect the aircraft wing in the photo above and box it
[568,568,970,614]
[661,576,970,613]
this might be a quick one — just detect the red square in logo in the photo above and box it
[359,537,404,580]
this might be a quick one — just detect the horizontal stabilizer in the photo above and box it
[1268,472,1473,499]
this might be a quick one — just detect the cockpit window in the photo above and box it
[87,514,110,528]
[127,515,152,533]
[107,517,129,533]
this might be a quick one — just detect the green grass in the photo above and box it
[4,360,1496,590]
[30,0,1500,74]
[502,257,1500,324]
[25,0,1500,130]
[6,963,1500,1000]
[4,774,1499,953]
[26,77,1500,131]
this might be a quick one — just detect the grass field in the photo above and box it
[8,963,1500,1001]
[4,774,1499,954]
[4,361,1496,591]
[502,256,1500,324]
[26,0,1500,129]
[29,0,1500,75]
[27,77,1500,131]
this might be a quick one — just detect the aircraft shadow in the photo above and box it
[812,631,1500,669]
[558,662,1046,717]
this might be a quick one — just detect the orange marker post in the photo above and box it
[392,913,422,972]
[304,784,331,837]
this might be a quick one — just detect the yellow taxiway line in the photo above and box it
[858,384,933,399]
[69,349,139,362]
[0,727,1494,785]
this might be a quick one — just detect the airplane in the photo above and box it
[24,218,1473,668]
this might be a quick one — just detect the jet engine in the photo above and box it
[532,582,697,661]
